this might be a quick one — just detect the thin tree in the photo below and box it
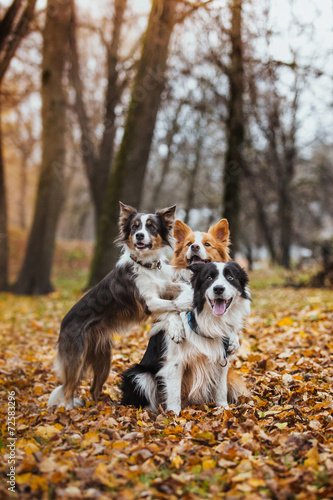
[14,0,71,294]
[222,0,244,257]
[0,111,8,290]
[68,0,128,230]
[0,0,37,290]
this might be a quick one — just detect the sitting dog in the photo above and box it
[48,203,192,410]
[121,261,251,414]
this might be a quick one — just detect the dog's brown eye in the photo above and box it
[227,275,234,281]
[206,275,212,280]
[187,242,192,246]
[204,242,211,247]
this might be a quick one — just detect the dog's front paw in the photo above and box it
[174,296,193,312]
[216,401,229,410]
[167,405,181,416]
[227,337,240,356]
[167,315,185,344]
[168,327,185,344]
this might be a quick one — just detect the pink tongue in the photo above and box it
[213,299,226,316]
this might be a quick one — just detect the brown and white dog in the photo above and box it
[172,219,230,271]
[48,203,192,410]
[149,219,249,403]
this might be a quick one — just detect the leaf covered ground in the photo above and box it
[0,267,333,500]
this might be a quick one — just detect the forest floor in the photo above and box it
[0,235,333,499]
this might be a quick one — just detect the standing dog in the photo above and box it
[121,262,251,414]
[48,203,192,410]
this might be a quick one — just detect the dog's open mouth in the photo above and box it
[209,297,232,316]
[135,242,152,250]
[187,256,211,264]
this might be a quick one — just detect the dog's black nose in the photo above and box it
[213,286,225,295]
[136,233,144,241]
[191,244,200,252]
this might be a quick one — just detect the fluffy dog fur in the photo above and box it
[48,203,192,410]
[121,262,251,414]
[172,219,230,271]
[149,219,247,401]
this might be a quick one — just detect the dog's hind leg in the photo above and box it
[62,355,85,409]
[90,338,112,402]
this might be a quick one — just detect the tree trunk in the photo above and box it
[184,136,203,225]
[19,154,27,229]
[0,111,9,291]
[89,0,178,286]
[222,0,244,257]
[14,0,71,295]
[68,0,127,232]
[278,183,292,269]
[150,101,182,209]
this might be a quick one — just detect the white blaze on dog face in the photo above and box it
[186,232,208,263]
[118,203,176,253]
[189,261,250,317]
[205,263,238,316]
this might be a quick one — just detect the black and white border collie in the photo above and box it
[48,202,192,410]
[121,262,251,415]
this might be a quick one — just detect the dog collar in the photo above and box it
[186,311,229,361]
[130,254,161,270]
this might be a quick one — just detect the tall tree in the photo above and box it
[222,0,244,257]
[0,112,8,291]
[88,0,179,286]
[0,0,37,290]
[68,0,128,230]
[14,0,71,294]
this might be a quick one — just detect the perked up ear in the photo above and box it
[173,219,191,242]
[119,201,137,224]
[208,219,229,242]
[186,262,205,274]
[156,205,176,231]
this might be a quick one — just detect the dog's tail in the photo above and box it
[227,368,250,404]
[121,365,158,412]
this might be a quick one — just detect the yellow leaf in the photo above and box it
[112,440,129,449]
[93,463,114,487]
[275,423,288,430]
[51,471,65,483]
[81,432,100,446]
[202,459,216,470]
[33,384,44,396]
[249,478,266,488]
[171,455,183,469]
[277,317,294,327]
[304,446,320,470]
[35,425,62,439]
[16,473,32,485]
[24,442,40,455]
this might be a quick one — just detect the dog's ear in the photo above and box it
[156,205,176,231]
[173,219,191,242]
[208,219,229,243]
[186,262,205,274]
[119,201,137,224]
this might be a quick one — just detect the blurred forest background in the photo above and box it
[0,0,332,295]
